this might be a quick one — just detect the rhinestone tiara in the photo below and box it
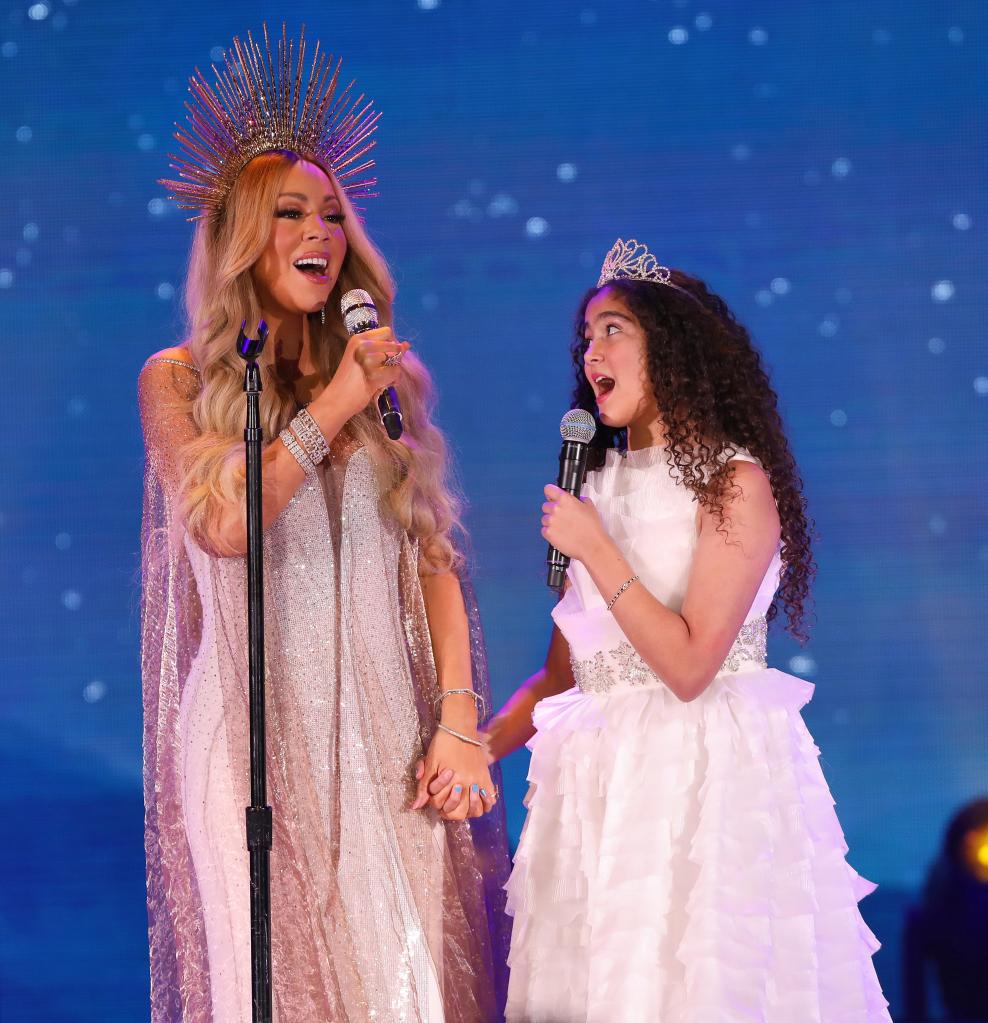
[597,238,673,288]
[160,23,380,220]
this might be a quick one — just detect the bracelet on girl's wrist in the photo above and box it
[606,574,640,611]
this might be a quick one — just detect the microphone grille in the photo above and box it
[341,288,378,333]
[559,408,597,444]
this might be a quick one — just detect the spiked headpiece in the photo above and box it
[160,24,380,220]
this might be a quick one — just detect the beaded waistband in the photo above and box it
[571,616,768,695]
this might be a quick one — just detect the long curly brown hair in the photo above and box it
[572,271,815,641]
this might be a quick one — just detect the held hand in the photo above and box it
[319,326,410,422]
[411,731,497,821]
[541,484,608,563]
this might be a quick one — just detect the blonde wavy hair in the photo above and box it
[178,149,462,572]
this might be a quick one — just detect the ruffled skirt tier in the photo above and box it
[505,669,891,1023]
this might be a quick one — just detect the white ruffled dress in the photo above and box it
[505,445,890,1023]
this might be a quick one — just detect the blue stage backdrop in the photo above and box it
[1,1,985,1018]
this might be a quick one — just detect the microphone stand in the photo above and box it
[236,321,273,1023]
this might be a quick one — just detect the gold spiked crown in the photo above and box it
[160,24,380,220]
[597,238,674,288]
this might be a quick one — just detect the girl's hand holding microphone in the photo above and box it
[541,483,610,563]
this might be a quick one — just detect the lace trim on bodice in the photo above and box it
[571,616,768,694]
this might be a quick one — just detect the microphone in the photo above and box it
[340,288,403,440]
[546,408,597,591]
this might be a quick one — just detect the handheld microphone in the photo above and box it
[547,408,597,591]
[340,288,403,440]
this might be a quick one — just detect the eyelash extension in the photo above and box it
[275,209,346,223]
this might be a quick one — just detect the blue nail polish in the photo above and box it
[454,784,462,794]
[480,788,488,798]
[471,783,479,794]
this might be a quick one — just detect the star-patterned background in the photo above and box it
[1,1,986,1018]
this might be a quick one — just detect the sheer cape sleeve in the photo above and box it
[138,356,213,1023]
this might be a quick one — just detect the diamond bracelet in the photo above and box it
[290,406,330,464]
[280,428,316,477]
[606,574,640,612]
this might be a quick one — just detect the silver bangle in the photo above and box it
[290,406,330,464]
[436,722,483,748]
[434,688,487,720]
[280,428,316,477]
[606,574,640,611]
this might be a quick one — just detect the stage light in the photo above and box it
[903,798,988,1021]
[962,824,988,883]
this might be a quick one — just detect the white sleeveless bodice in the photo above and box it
[551,444,782,692]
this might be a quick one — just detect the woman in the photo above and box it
[482,240,890,1021]
[139,28,508,1023]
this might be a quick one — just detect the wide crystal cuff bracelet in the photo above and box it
[290,407,331,465]
[280,428,317,478]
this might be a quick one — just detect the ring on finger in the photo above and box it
[384,352,404,367]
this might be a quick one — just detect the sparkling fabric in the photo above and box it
[571,616,768,694]
[139,357,510,1023]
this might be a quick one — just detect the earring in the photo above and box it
[320,306,326,325]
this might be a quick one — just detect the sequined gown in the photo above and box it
[139,357,509,1023]
[505,445,890,1023]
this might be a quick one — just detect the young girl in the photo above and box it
[484,240,891,1021]
[139,28,508,1023]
